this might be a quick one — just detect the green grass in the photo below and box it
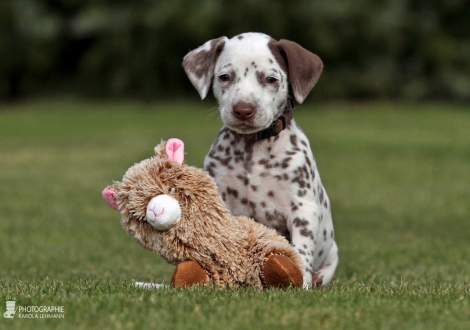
[0,99,469,329]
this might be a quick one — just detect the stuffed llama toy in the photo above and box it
[102,138,304,289]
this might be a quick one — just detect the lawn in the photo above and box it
[0,99,469,329]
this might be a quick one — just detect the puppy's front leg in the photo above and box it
[288,212,320,288]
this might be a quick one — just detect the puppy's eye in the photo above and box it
[218,74,231,82]
[266,77,278,84]
[169,187,177,194]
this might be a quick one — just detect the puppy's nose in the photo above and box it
[233,102,255,120]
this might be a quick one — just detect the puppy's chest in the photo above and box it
[204,126,314,229]
[218,150,292,206]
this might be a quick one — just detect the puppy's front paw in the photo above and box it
[312,272,324,287]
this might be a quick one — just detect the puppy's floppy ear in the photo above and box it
[269,39,323,104]
[182,36,229,100]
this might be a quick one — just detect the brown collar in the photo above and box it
[246,96,294,142]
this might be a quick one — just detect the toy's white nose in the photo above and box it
[146,194,181,230]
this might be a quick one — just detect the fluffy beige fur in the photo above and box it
[104,140,304,288]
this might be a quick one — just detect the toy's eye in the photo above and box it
[266,77,278,84]
[218,74,231,82]
[169,187,177,194]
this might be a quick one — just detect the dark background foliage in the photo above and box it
[1,0,469,101]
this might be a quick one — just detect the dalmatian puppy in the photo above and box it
[182,32,338,287]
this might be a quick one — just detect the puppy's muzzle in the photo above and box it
[233,101,256,122]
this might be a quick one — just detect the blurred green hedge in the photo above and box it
[1,0,469,101]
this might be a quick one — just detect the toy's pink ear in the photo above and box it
[102,188,119,210]
[166,138,184,165]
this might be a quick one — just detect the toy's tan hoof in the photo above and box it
[263,254,303,288]
[170,260,209,288]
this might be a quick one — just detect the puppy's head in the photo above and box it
[183,32,323,134]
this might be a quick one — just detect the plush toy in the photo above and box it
[102,138,303,289]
